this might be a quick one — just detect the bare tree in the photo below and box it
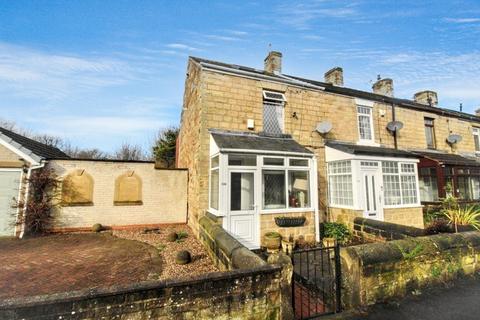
[113,143,146,161]
[32,134,65,149]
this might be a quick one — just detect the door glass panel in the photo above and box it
[365,175,370,211]
[230,172,254,211]
[372,176,376,211]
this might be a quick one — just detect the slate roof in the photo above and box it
[412,150,480,167]
[210,130,313,155]
[326,141,418,158]
[0,127,70,160]
[191,56,480,123]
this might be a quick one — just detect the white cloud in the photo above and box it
[204,34,242,41]
[0,42,136,101]
[165,43,201,51]
[444,17,480,23]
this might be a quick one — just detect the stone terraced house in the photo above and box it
[177,51,480,250]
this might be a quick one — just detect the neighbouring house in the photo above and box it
[0,127,187,237]
[177,51,480,249]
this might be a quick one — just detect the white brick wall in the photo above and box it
[49,160,188,229]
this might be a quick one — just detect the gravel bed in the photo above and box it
[113,225,218,280]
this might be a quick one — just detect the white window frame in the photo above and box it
[382,161,421,208]
[262,90,285,135]
[259,155,315,214]
[0,168,24,236]
[208,153,221,214]
[327,160,355,209]
[357,105,375,144]
[473,127,480,154]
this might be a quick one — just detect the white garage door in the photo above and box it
[0,170,21,236]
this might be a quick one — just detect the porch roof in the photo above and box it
[210,130,313,155]
[326,141,418,158]
[412,150,480,167]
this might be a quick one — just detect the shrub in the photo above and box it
[13,168,60,236]
[264,231,282,238]
[175,231,188,242]
[92,223,103,232]
[424,219,453,235]
[443,205,480,233]
[175,250,192,265]
[323,222,350,244]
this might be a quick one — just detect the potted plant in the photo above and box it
[281,234,295,254]
[264,231,282,253]
[322,222,350,247]
[274,216,306,227]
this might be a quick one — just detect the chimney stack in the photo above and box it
[324,67,344,86]
[414,90,438,106]
[372,78,394,97]
[475,108,480,117]
[264,51,282,74]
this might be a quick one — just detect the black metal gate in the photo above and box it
[291,243,341,319]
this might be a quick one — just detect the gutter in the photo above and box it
[198,61,326,92]
[19,161,46,238]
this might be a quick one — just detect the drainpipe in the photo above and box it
[19,161,46,238]
[391,103,398,149]
[313,157,320,243]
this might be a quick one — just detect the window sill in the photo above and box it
[207,208,226,217]
[114,201,143,206]
[356,140,380,147]
[62,202,94,207]
[260,208,314,214]
[383,204,423,209]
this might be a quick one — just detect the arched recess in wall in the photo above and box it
[114,170,143,206]
[61,169,94,206]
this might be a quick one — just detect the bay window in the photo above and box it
[382,161,418,206]
[328,161,353,206]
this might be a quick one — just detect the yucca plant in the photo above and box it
[443,205,480,233]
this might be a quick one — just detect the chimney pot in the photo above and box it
[414,90,438,106]
[372,78,394,97]
[324,67,344,86]
[264,51,282,74]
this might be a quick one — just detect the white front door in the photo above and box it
[0,170,21,236]
[361,166,383,220]
[226,170,259,249]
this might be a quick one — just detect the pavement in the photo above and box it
[345,276,480,320]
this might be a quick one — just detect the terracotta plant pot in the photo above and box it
[282,239,295,254]
[264,232,282,253]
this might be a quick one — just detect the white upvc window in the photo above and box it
[473,127,480,153]
[327,160,354,207]
[209,155,220,210]
[261,156,312,211]
[263,90,285,135]
[357,105,374,142]
[382,161,419,206]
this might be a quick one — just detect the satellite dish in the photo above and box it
[316,121,332,134]
[446,134,462,144]
[386,121,404,132]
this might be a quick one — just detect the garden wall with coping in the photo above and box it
[198,214,267,270]
[0,265,284,320]
[353,217,425,242]
[341,231,480,309]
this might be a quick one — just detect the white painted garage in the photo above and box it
[0,170,22,236]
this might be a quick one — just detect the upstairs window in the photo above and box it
[473,127,480,153]
[424,118,436,149]
[263,90,285,135]
[357,106,373,142]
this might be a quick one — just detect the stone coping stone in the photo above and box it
[0,264,281,309]
[354,217,424,237]
[345,231,480,267]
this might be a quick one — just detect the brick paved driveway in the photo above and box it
[0,233,162,300]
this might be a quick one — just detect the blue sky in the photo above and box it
[1,0,480,152]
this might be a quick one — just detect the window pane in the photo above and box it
[264,157,284,166]
[424,118,435,149]
[289,159,309,167]
[211,156,219,168]
[419,176,438,202]
[263,102,284,135]
[230,172,254,211]
[328,161,351,174]
[228,154,256,166]
[210,169,219,209]
[401,163,415,173]
[401,175,418,204]
[328,174,353,206]
[382,161,398,174]
[263,170,286,209]
[288,171,310,208]
[475,134,480,152]
[383,174,402,205]
[358,114,372,140]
